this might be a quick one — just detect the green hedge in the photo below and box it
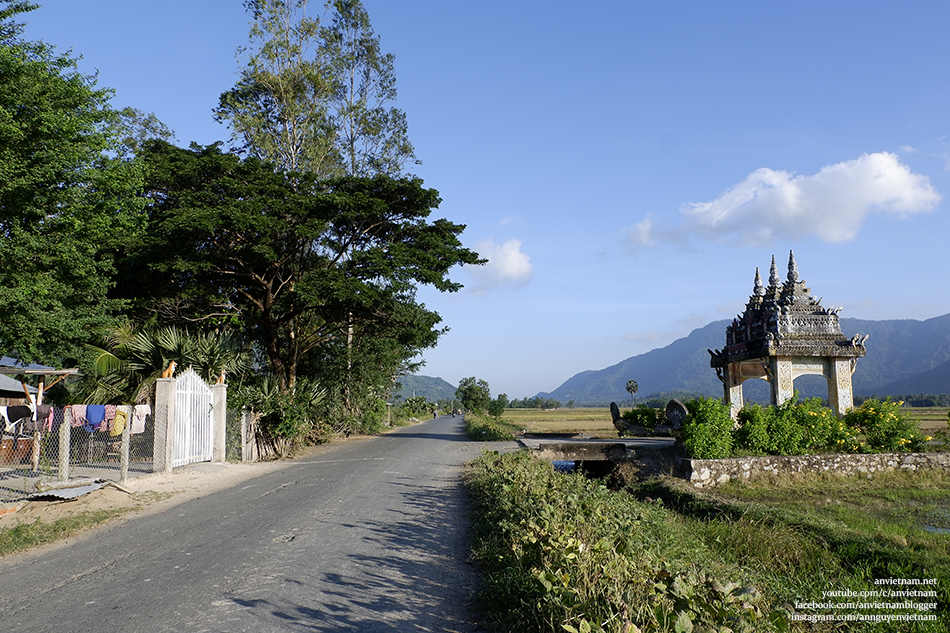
[682,397,930,459]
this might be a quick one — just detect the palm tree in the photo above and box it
[626,379,638,407]
[78,324,252,404]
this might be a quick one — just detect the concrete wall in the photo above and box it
[681,452,950,488]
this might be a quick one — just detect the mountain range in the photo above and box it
[399,313,950,406]
[534,313,950,405]
[393,374,458,403]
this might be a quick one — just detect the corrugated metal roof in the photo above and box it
[0,374,36,394]
[0,356,54,371]
[29,481,106,500]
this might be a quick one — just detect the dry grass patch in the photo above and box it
[503,407,617,436]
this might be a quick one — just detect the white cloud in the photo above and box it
[680,152,940,244]
[620,213,689,255]
[623,215,655,248]
[467,238,533,293]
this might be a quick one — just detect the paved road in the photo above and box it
[0,415,508,632]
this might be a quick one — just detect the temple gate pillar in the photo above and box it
[722,363,744,419]
[769,356,794,407]
[827,358,855,417]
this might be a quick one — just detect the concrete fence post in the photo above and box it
[241,410,248,463]
[58,412,70,482]
[211,382,227,463]
[120,406,131,484]
[153,377,176,473]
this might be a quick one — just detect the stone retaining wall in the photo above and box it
[681,452,950,488]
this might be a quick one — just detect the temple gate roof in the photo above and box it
[709,251,867,368]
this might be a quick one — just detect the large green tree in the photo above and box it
[215,0,336,175]
[456,377,491,413]
[215,0,416,178]
[321,0,417,177]
[116,141,480,392]
[0,2,143,365]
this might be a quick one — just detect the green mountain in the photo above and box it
[875,358,950,396]
[394,374,457,402]
[537,313,950,405]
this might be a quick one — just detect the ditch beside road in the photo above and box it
[0,415,516,632]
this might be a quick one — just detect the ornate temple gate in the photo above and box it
[171,368,213,467]
[710,252,867,418]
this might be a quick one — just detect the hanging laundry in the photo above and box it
[102,405,117,433]
[10,404,37,431]
[69,404,87,428]
[111,406,130,437]
[131,404,150,435]
[35,405,52,432]
[8,405,31,424]
[85,405,106,432]
[0,406,12,434]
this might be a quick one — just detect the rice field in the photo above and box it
[500,407,616,437]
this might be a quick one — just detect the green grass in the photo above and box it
[0,508,130,557]
[466,451,950,632]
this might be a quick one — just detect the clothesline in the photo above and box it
[0,404,151,437]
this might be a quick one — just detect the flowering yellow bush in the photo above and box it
[842,398,927,452]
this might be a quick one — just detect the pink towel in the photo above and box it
[69,404,87,428]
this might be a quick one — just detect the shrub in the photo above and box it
[734,403,771,453]
[465,451,785,633]
[464,411,520,440]
[621,405,663,430]
[733,396,862,456]
[681,397,733,459]
[843,398,928,452]
[788,396,860,453]
[232,376,329,456]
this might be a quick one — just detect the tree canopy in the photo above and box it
[116,141,481,392]
[0,2,143,365]
[215,0,416,178]
[456,377,491,413]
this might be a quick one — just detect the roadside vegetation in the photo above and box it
[466,450,950,632]
[0,509,131,557]
[464,411,522,441]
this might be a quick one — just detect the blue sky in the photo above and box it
[24,1,950,399]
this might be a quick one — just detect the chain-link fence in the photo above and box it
[0,405,154,503]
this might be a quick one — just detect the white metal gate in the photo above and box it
[172,368,213,467]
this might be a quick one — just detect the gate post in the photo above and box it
[153,377,176,473]
[211,382,227,463]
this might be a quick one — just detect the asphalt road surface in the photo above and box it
[0,415,507,632]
